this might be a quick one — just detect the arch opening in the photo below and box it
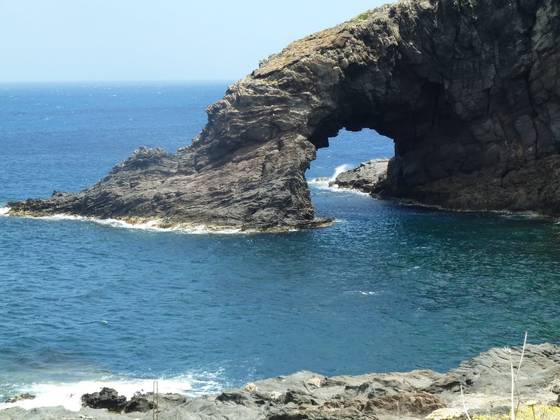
[306,128,395,196]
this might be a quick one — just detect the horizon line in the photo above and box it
[0,79,237,85]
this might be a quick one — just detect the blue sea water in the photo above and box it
[1,82,560,408]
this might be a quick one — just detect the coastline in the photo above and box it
[1,343,559,420]
[1,194,554,240]
[376,197,555,221]
[326,160,558,222]
[0,207,334,234]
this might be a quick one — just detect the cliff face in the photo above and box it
[9,0,560,229]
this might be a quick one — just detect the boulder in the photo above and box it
[81,387,127,412]
[331,159,389,194]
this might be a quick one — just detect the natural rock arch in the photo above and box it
[9,0,560,230]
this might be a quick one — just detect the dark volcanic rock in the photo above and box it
[123,394,155,413]
[81,387,127,412]
[8,0,560,228]
[331,159,389,193]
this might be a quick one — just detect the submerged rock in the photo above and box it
[5,394,35,404]
[7,0,560,228]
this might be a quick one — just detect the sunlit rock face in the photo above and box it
[10,0,560,229]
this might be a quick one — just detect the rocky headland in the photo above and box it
[5,0,560,230]
[2,344,560,420]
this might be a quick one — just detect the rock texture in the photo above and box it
[80,389,184,414]
[331,159,390,193]
[81,388,127,412]
[2,344,560,419]
[7,0,560,228]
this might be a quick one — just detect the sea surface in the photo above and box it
[1,82,560,410]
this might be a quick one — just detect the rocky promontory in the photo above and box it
[2,344,560,419]
[7,0,560,229]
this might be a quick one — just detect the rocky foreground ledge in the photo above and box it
[7,0,560,229]
[3,344,560,419]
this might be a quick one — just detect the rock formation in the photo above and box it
[81,388,127,412]
[80,388,185,414]
[8,0,560,229]
[331,159,390,193]
[3,344,560,419]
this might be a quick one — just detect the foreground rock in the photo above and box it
[331,159,389,194]
[82,388,127,412]
[2,344,560,419]
[7,0,560,228]
[122,394,156,413]
[80,389,184,414]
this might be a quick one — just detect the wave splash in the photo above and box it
[308,164,368,195]
[0,373,223,412]
[2,209,246,235]
[46,214,244,235]
[344,290,380,296]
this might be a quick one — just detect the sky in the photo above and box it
[0,0,388,82]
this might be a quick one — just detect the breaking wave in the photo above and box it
[344,290,380,296]
[308,164,368,195]
[0,372,224,412]
[2,210,248,235]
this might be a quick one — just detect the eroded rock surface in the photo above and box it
[8,0,560,228]
[2,344,560,419]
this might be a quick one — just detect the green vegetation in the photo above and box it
[474,404,560,419]
[353,11,372,22]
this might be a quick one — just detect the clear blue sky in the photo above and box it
[0,0,389,82]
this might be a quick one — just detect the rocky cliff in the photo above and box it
[8,0,560,229]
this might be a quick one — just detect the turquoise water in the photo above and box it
[1,83,560,406]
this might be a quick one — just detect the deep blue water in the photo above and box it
[1,83,560,405]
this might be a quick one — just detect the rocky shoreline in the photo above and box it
[2,343,560,419]
[332,160,560,221]
[1,207,334,234]
[6,156,557,234]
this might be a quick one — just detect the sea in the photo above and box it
[1,82,559,411]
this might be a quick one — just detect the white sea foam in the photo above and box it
[3,210,325,234]
[9,212,247,235]
[344,290,380,296]
[308,165,369,196]
[0,373,223,412]
[0,207,9,216]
